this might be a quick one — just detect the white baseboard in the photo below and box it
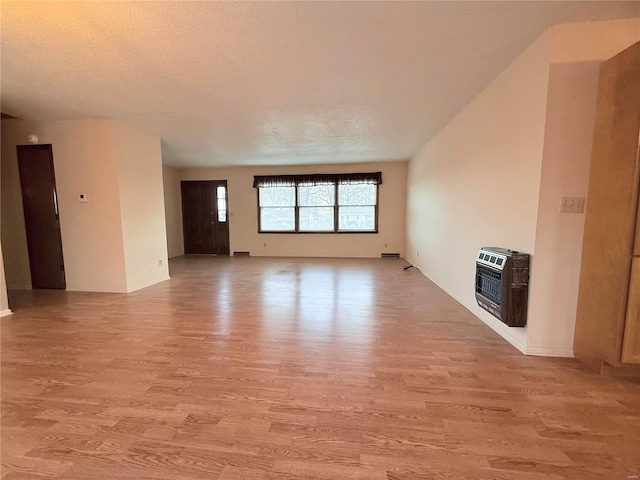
[525,345,574,357]
[418,270,576,358]
[417,270,529,354]
[126,276,171,293]
[476,312,528,354]
[420,271,540,355]
[460,296,529,355]
[1,309,13,317]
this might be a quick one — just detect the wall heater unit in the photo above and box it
[475,247,530,327]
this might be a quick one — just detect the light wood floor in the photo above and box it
[2,256,639,479]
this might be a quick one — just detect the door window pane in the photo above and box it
[216,185,227,223]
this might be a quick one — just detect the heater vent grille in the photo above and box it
[381,253,400,258]
[233,251,250,256]
[475,247,529,327]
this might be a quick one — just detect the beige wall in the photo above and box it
[405,19,640,356]
[1,120,36,289]
[1,118,168,294]
[163,165,185,258]
[114,123,170,292]
[526,62,600,356]
[1,119,128,292]
[0,247,11,316]
[406,31,552,352]
[179,161,407,258]
[0,123,32,289]
[550,18,640,63]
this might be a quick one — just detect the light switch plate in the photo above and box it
[559,197,584,213]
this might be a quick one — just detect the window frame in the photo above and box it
[255,173,381,234]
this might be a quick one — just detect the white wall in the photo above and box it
[115,123,170,292]
[550,18,640,63]
[526,62,600,356]
[179,161,407,258]
[406,31,552,352]
[1,118,168,293]
[162,165,185,258]
[1,119,128,292]
[405,19,640,356]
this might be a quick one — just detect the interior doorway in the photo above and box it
[181,180,230,255]
[17,144,66,289]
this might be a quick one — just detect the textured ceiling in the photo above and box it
[1,1,638,168]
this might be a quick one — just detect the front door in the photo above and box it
[17,144,66,289]
[181,180,229,255]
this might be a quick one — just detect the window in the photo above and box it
[217,185,227,222]
[299,182,335,232]
[338,183,376,231]
[259,186,295,231]
[254,172,381,233]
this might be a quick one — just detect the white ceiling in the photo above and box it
[2,1,638,168]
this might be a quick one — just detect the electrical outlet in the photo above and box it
[559,197,585,213]
[158,259,163,266]
[416,250,420,257]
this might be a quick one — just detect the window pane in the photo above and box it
[338,183,376,206]
[299,184,335,207]
[261,207,295,231]
[218,210,227,222]
[339,206,375,231]
[259,186,295,207]
[217,186,226,199]
[299,206,334,231]
[217,198,227,211]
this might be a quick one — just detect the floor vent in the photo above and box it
[233,251,250,256]
[381,253,401,258]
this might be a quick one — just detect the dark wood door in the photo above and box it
[17,144,66,289]
[181,180,229,255]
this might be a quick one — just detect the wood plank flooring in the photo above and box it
[2,256,639,479]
